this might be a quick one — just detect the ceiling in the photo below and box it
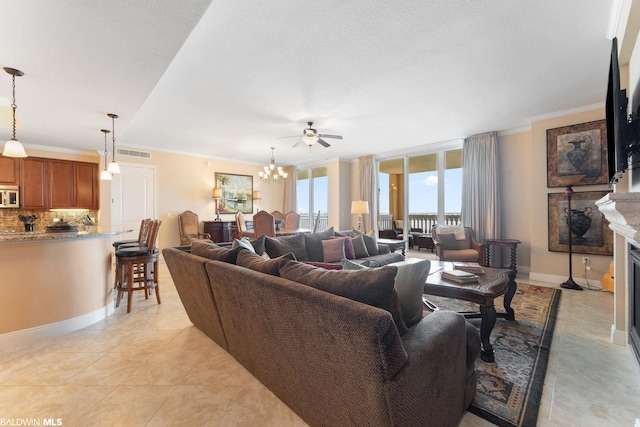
[0,0,615,167]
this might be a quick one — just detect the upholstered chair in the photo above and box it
[253,210,276,237]
[178,210,211,245]
[283,211,300,230]
[432,225,486,265]
[236,212,255,238]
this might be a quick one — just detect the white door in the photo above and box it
[111,163,157,241]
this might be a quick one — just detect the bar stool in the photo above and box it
[115,219,161,313]
[112,218,152,249]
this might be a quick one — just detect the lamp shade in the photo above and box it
[351,200,369,215]
[107,161,121,174]
[2,138,27,158]
[100,170,112,181]
[212,188,223,199]
[253,190,262,200]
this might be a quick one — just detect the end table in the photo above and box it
[485,239,521,273]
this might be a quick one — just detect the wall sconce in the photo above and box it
[212,187,223,221]
[253,190,261,213]
[351,200,370,233]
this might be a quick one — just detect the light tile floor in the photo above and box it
[0,250,639,426]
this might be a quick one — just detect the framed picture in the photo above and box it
[548,190,613,255]
[215,172,253,214]
[546,119,608,187]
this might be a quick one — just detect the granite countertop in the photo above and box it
[0,227,132,243]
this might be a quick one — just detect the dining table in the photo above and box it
[275,228,311,236]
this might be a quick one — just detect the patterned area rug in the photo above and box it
[425,283,561,427]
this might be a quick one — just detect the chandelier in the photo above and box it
[258,147,288,184]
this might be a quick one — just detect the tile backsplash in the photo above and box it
[0,209,99,232]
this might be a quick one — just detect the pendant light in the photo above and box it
[107,113,121,174]
[2,67,28,158]
[99,129,112,181]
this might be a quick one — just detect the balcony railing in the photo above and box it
[378,213,462,233]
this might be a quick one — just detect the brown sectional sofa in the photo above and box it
[163,236,480,427]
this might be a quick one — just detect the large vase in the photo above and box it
[565,207,592,242]
[565,138,590,173]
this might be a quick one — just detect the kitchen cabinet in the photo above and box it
[0,156,20,185]
[49,160,98,209]
[20,157,98,210]
[20,158,48,209]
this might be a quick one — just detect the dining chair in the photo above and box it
[253,210,276,237]
[236,211,255,238]
[271,210,285,221]
[284,211,300,230]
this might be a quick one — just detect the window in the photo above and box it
[297,166,328,230]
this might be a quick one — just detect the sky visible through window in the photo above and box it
[379,169,462,214]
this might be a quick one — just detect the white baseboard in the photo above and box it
[528,271,603,289]
[611,324,627,346]
[0,302,114,350]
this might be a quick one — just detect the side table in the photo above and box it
[377,238,408,256]
[485,239,521,273]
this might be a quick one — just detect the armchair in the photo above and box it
[177,210,211,245]
[431,225,486,265]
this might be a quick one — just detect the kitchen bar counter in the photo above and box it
[0,228,131,348]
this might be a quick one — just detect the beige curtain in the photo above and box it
[461,132,501,242]
[358,155,376,233]
[283,166,296,213]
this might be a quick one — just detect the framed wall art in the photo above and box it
[547,190,613,255]
[546,119,608,187]
[215,172,254,214]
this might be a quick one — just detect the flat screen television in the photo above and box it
[606,37,630,185]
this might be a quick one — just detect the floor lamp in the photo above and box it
[351,200,369,233]
[560,184,583,290]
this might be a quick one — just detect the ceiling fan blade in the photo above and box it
[318,134,343,140]
[317,138,331,148]
[292,139,304,147]
[278,135,302,139]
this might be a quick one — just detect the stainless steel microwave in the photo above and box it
[0,185,19,208]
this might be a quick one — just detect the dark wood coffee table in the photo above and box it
[423,261,517,362]
[377,238,408,256]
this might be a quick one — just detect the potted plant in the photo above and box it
[18,214,37,232]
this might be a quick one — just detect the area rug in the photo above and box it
[425,283,561,427]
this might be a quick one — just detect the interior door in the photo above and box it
[111,164,156,241]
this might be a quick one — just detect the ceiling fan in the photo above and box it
[279,122,343,148]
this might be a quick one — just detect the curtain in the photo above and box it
[358,155,376,233]
[462,132,501,242]
[283,166,296,213]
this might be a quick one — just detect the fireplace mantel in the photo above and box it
[596,192,640,246]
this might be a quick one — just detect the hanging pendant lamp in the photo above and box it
[107,113,121,174]
[2,67,28,158]
[99,129,112,181]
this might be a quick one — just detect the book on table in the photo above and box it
[441,269,479,283]
[452,262,485,275]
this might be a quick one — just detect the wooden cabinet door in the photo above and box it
[20,158,48,209]
[75,162,98,209]
[0,156,19,185]
[49,159,74,209]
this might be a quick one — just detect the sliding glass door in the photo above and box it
[296,166,328,231]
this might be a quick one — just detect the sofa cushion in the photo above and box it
[329,236,355,260]
[236,249,296,276]
[303,227,335,262]
[279,260,408,335]
[190,241,242,263]
[231,237,256,253]
[351,234,370,258]
[353,227,379,255]
[322,238,345,263]
[387,259,430,328]
[265,233,309,262]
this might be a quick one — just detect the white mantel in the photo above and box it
[596,192,640,246]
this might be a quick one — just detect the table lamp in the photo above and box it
[351,200,369,233]
[213,188,223,221]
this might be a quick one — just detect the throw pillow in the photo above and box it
[341,258,367,270]
[250,235,266,255]
[279,260,408,335]
[321,238,345,263]
[329,236,355,259]
[303,227,335,262]
[231,237,256,253]
[353,227,379,255]
[190,241,242,264]
[351,234,370,259]
[304,261,343,270]
[265,233,309,261]
[236,249,296,276]
[388,259,431,328]
[438,233,469,250]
